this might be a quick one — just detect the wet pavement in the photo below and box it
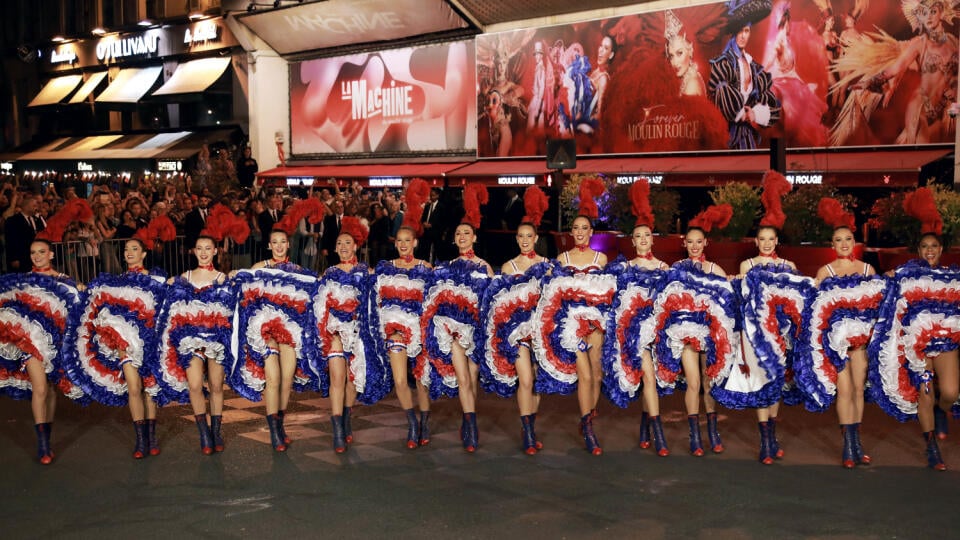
[2,390,957,539]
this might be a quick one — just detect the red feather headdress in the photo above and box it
[463,183,488,230]
[339,216,369,246]
[36,199,93,242]
[758,170,792,229]
[274,198,326,236]
[522,186,549,227]
[630,178,654,228]
[401,178,431,236]
[817,197,855,231]
[903,187,943,236]
[201,204,250,244]
[133,215,177,250]
[689,203,733,233]
[578,176,606,220]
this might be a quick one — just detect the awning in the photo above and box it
[149,57,231,101]
[95,67,163,104]
[28,75,83,107]
[258,162,469,180]
[67,72,108,104]
[235,0,472,56]
[455,148,950,187]
[14,129,236,164]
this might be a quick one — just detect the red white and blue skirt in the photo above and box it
[715,266,815,409]
[62,272,166,406]
[794,274,885,412]
[869,261,960,421]
[644,264,740,398]
[420,259,490,399]
[372,261,430,396]
[230,267,320,402]
[533,268,616,396]
[315,265,389,404]
[0,273,87,402]
[480,262,550,398]
[601,262,666,407]
[152,278,236,404]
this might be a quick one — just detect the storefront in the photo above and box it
[20,16,244,172]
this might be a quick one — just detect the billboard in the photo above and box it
[291,39,477,157]
[475,0,958,157]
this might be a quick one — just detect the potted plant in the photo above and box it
[704,181,760,272]
[778,184,860,276]
[868,185,960,270]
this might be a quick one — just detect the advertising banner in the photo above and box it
[475,0,958,157]
[290,40,477,157]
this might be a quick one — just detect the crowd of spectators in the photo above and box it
[0,162,478,282]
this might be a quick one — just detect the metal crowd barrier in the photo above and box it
[48,235,369,283]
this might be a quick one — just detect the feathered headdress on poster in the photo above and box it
[463,183,488,230]
[133,215,177,250]
[522,186,549,227]
[903,186,943,235]
[758,170,792,229]
[274,197,326,236]
[401,178,431,235]
[339,216,369,246]
[630,178,655,228]
[578,176,606,220]
[689,203,733,233]
[817,197,855,231]
[201,204,250,244]
[36,199,93,242]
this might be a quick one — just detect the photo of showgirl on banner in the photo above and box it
[475,0,958,158]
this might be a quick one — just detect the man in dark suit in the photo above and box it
[417,188,444,261]
[5,193,42,272]
[501,188,524,230]
[257,194,284,261]
[320,199,343,267]
[184,193,211,251]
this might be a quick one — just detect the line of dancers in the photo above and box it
[1,175,957,472]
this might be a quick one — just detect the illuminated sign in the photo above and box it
[78,161,94,171]
[0,162,13,171]
[616,175,663,185]
[96,34,160,62]
[184,21,220,44]
[369,177,403,187]
[341,80,414,121]
[157,160,183,172]
[285,176,314,186]
[50,48,77,65]
[787,173,822,185]
[497,175,536,186]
